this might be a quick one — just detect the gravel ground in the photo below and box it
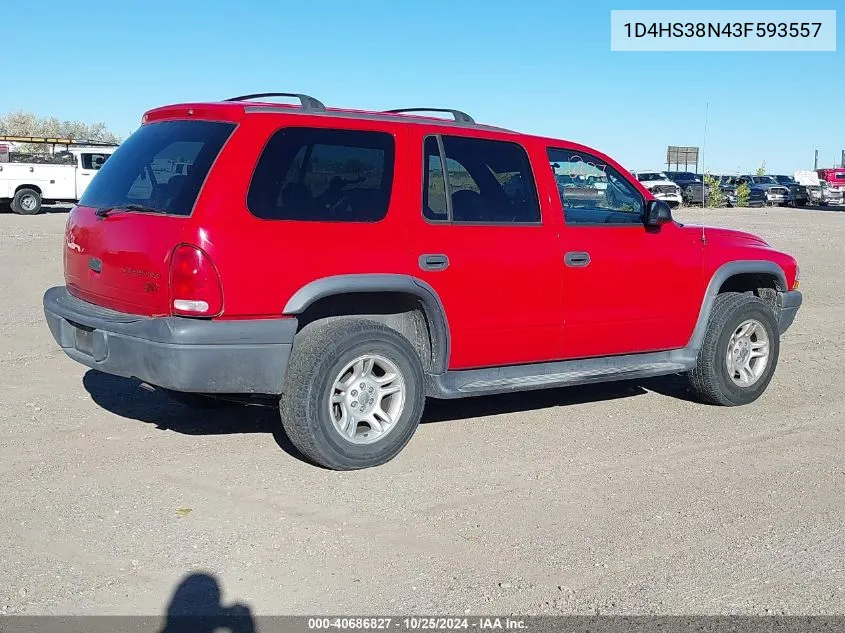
[0,205,843,617]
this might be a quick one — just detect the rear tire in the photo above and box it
[11,188,42,215]
[279,318,425,470]
[687,292,780,406]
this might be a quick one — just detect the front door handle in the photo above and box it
[564,251,590,267]
[419,254,449,271]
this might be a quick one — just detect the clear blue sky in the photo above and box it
[3,0,841,174]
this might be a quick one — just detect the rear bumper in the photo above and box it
[777,290,802,335]
[43,286,296,394]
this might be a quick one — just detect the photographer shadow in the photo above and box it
[160,572,255,633]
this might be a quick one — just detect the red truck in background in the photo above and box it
[817,168,845,194]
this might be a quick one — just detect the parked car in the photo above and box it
[817,182,845,205]
[665,171,700,187]
[42,92,803,470]
[794,170,843,206]
[553,173,605,207]
[631,170,683,207]
[0,143,117,214]
[730,176,789,206]
[771,175,808,207]
[665,171,705,204]
[722,176,767,207]
[716,176,738,206]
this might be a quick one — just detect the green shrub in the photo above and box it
[736,181,751,207]
[704,173,724,207]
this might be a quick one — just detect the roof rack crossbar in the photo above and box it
[384,108,475,124]
[224,93,326,112]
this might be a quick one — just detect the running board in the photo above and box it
[425,349,697,399]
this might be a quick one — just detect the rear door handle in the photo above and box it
[564,251,590,267]
[419,254,449,271]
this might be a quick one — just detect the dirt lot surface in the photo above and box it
[1,205,843,617]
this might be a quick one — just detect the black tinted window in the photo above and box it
[78,120,234,216]
[423,135,540,223]
[548,148,644,225]
[81,153,110,170]
[248,128,394,222]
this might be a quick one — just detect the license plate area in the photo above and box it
[69,322,107,361]
[75,326,94,355]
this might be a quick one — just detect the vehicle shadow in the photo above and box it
[159,572,255,633]
[41,204,75,214]
[83,368,700,451]
[801,203,845,212]
[423,372,698,422]
[81,370,306,462]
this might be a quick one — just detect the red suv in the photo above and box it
[43,92,803,470]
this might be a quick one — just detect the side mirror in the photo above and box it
[645,199,673,226]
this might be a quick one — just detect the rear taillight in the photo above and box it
[168,244,223,317]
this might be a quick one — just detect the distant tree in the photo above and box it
[0,110,121,152]
[755,161,766,176]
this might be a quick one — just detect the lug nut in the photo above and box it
[351,390,358,397]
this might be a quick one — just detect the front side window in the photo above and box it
[423,135,540,224]
[548,148,644,225]
[248,127,394,222]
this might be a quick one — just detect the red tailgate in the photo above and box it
[64,206,183,316]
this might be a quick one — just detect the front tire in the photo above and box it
[279,318,425,470]
[687,292,780,406]
[11,188,42,215]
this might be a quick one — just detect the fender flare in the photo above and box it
[283,274,451,374]
[687,260,787,351]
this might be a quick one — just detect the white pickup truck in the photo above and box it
[0,145,117,215]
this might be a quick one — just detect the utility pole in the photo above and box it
[814,150,819,170]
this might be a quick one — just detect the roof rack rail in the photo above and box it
[224,92,326,112]
[384,108,475,125]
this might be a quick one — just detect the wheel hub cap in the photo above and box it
[329,354,406,445]
[725,318,770,387]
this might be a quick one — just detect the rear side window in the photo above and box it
[423,135,540,224]
[79,120,235,216]
[248,128,395,222]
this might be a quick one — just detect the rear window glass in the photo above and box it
[247,127,395,222]
[78,120,235,216]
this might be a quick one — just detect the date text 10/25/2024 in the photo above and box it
[307,617,527,630]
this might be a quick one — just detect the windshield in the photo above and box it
[637,172,668,182]
[774,175,795,184]
[752,176,777,184]
[78,120,235,216]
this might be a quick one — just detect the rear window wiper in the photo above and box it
[95,204,164,218]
